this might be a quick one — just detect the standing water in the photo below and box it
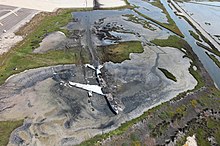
[161,0,220,89]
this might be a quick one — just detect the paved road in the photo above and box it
[0,5,16,17]
[170,0,220,52]
[0,5,37,36]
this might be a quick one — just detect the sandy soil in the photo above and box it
[0,0,126,12]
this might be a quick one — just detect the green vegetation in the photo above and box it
[177,117,220,146]
[151,121,170,137]
[0,120,23,146]
[190,99,198,108]
[0,9,91,145]
[205,52,220,68]
[180,15,220,57]
[130,132,140,141]
[124,0,131,6]
[151,35,184,49]
[0,2,218,146]
[189,30,202,42]
[175,86,220,146]
[196,128,211,146]
[158,111,169,120]
[152,87,220,145]
[97,41,144,63]
[158,67,177,82]
[196,42,220,57]
[151,35,193,61]
[79,105,161,146]
[105,35,205,143]
[80,87,220,146]
[0,9,90,85]
[196,28,219,55]
[123,14,156,31]
[16,9,72,36]
[133,0,183,37]
[151,35,205,90]
[188,62,205,90]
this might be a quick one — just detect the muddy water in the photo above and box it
[2,42,196,145]
[160,0,220,88]
[4,0,220,145]
[179,1,220,44]
[65,0,196,134]
[128,0,168,23]
[70,9,168,46]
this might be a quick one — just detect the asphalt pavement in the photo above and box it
[0,4,37,36]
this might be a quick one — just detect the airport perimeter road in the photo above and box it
[0,5,16,17]
[0,5,38,36]
[170,0,220,51]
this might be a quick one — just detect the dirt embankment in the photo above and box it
[15,9,65,36]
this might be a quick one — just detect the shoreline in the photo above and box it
[0,0,127,56]
[170,0,220,53]
[0,44,197,145]
[82,32,217,146]
[0,0,219,145]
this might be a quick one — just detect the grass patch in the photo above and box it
[130,133,140,141]
[151,35,185,49]
[205,52,220,68]
[80,87,220,146]
[179,14,220,57]
[0,120,23,146]
[158,67,177,82]
[133,0,183,37]
[151,35,205,90]
[175,89,220,145]
[196,128,211,146]
[181,117,220,146]
[188,62,205,90]
[16,9,74,36]
[123,14,156,31]
[152,35,193,60]
[97,41,144,63]
[196,42,220,57]
[189,30,202,42]
[151,35,195,62]
[0,9,90,85]
[79,106,159,146]
[151,121,170,137]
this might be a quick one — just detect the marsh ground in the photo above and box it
[0,0,219,146]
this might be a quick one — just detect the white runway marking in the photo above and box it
[0,7,20,21]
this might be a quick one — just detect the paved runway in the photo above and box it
[0,5,16,17]
[0,5,37,36]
